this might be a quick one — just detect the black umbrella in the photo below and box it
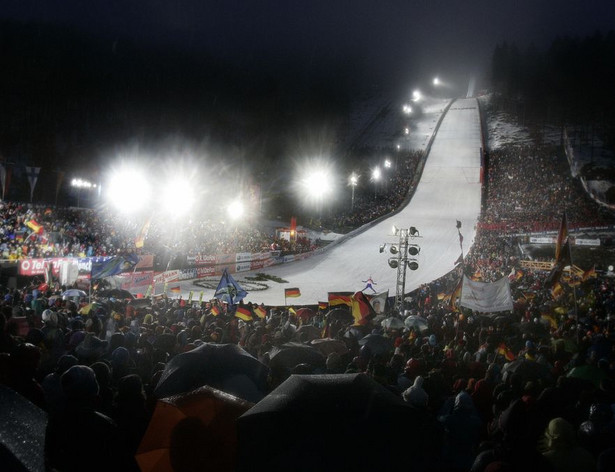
[154,343,270,403]
[358,333,394,356]
[326,308,354,324]
[268,342,326,373]
[502,359,551,383]
[99,288,135,300]
[237,374,441,471]
[0,385,47,472]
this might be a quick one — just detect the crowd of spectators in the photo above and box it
[481,145,615,234]
[1,139,615,470]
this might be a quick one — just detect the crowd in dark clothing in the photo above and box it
[1,141,615,471]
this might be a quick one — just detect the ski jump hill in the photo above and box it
[185,97,484,306]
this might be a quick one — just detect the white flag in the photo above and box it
[369,290,389,314]
[25,166,41,202]
[460,275,513,312]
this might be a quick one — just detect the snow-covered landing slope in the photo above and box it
[180,98,483,306]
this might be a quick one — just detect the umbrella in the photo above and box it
[154,343,269,403]
[0,385,47,472]
[567,364,608,388]
[294,324,321,342]
[295,308,315,324]
[136,385,252,472]
[502,359,551,383]
[404,315,428,332]
[99,288,135,300]
[268,342,326,372]
[129,298,153,308]
[326,308,354,324]
[62,289,87,299]
[358,333,394,356]
[237,374,441,471]
[310,338,349,356]
[381,317,405,330]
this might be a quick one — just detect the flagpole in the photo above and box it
[565,211,580,346]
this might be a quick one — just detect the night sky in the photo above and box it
[1,0,614,206]
[4,0,615,92]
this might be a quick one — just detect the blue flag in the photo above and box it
[91,254,139,279]
[214,269,247,305]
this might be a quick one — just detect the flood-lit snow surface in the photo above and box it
[179,98,483,305]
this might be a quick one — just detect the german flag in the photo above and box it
[497,343,515,361]
[351,291,376,326]
[555,213,568,261]
[211,306,220,316]
[582,266,596,282]
[285,287,301,298]
[26,219,43,234]
[449,278,463,311]
[541,313,558,329]
[318,301,328,311]
[254,305,266,319]
[328,292,353,307]
[235,306,253,321]
[170,286,181,294]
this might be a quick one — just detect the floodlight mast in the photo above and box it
[382,226,420,314]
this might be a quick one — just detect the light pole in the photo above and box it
[379,226,420,314]
[71,178,96,208]
[349,173,358,211]
[372,167,381,198]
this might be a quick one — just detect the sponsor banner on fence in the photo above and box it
[186,254,217,266]
[179,268,197,281]
[236,262,251,273]
[575,238,600,246]
[236,252,252,263]
[529,237,554,244]
[153,270,181,284]
[250,260,265,271]
[196,266,215,278]
[19,258,65,276]
[114,271,154,290]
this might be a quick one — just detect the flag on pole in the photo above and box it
[211,306,220,316]
[135,217,152,249]
[25,166,41,202]
[26,219,43,234]
[318,301,328,311]
[351,291,376,326]
[368,290,388,314]
[284,287,301,298]
[497,342,515,361]
[581,266,596,281]
[555,213,568,261]
[214,269,247,305]
[328,292,353,307]
[170,286,181,294]
[254,305,266,319]
[235,306,253,321]
[545,240,571,289]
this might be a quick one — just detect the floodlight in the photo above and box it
[392,225,399,235]
[408,245,420,256]
[409,227,419,236]
[388,258,399,269]
[379,244,386,253]
[228,200,245,220]
[408,261,419,270]
[106,166,151,213]
[389,245,398,255]
[162,177,195,217]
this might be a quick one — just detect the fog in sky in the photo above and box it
[3,0,615,94]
